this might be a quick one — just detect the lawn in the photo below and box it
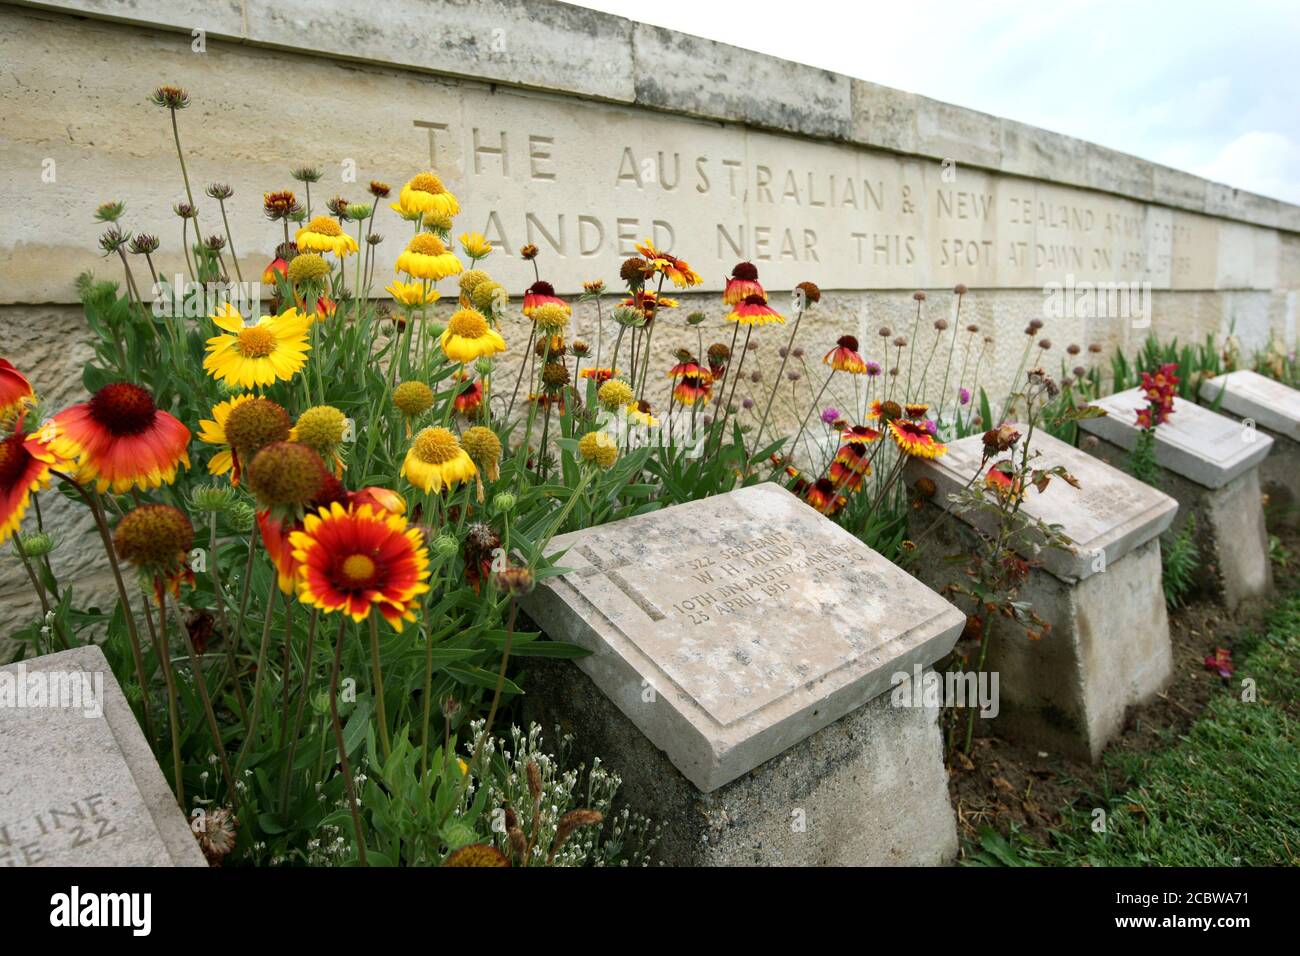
[970,588,1300,866]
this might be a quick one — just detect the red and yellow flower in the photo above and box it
[622,289,679,318]
[727,294,784,326]
[0,360,36,427]
[824,335,868,374]
[260,483,405,594]
[522,280,570,318]
[635,239,703,288]
[0,427,65,544]
[262,256,288,286]
[49,383,190,493]
[888,419,946,459]
[453,371,484,415]
[723,262,765,304]
[578,367,619,383]
[289,502,431,630]
[805,477,846,516]
[983,462,1023,501]
[668,359,713,406]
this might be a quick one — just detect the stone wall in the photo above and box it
[3,0,1300,635]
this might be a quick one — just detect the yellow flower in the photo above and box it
[393,381,435,418]
[440,307,506,363]
[626,401,659,427]
[597,379,633,411]
[387,280,441,307]
[401,427,477,493]
[578,430,618,469]
[395,232,463,281]
[197,393,257,477]
[459,231,492,260]
[295,216,358,257]
[203,305,312,389]
[392,172,460,221]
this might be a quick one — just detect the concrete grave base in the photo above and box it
[1082,434,1273,611]
[908,505,1173,762]
[1223,422,1300,529]
[522,656,958,866]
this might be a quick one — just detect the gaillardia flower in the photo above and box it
[49,382,190,493]
[0,359,35,427]
[113,503,194,595]
[668,359,713,406]
[289,502,431,630]
[395,233,462,281]
[402,427,476,493]
[294,216,358,257]
[578,430,619,469]
[888,419,947,459]
[203,305,312,389]
[635,239,703,288]
[387,279,440,308]
[522,281,569,318]
[0,428,65,544]
[460,425,501,481]
[459,231,492,259]
[393,172,460,221]
[727,294,784,326]
[440,307,506,363]
[824,335,868,374]
[723,262,765,304]
[453,373,484,416]
[805,477,846,516]
[197,393,256,479]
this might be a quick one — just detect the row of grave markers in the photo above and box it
[1,371,1297,866]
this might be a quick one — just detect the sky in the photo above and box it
[571,0,1300,204]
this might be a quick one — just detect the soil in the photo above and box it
[944,521,1299,857]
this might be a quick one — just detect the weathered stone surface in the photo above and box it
[523,656,958,866]
[1082,432,1273,612]
[1200,370,1300,443]
[3,4,1298,305]
[0,645,206,866]
[521,482,965,792]
[1079,389,1273,489]
[904,430,1177,758]
[14,0,1300,239]
[907,510,1173,761]
[905,427,1178,582]
[1198,370,1300,527]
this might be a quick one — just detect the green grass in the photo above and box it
[967,590,1300,867]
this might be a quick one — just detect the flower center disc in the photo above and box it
[0,433,27,485]
[340,553,377,586]
[408,233,446,256]
[88,382,157,435]
[237,326,277,358]
[448,310,488,339]
[412,428,459,464]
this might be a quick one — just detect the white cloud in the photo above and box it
[1194,131,1300,203]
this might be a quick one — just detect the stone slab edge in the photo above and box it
[1078,390,1274,489]
[1200,371,1300,444]
[26,645,208,866]
[8,0,1299,233]
[903,453,1178,583]
[522,488,966,792]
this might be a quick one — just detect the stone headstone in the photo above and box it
[1080,389,1272,488]
[904,428,1177,760]
[1200,370,1300,527]
[521,482,964,865]
[0,645,206,867]
[1078,390,1273,609]
[1200,370,1300,443]
[912,424,1178,581]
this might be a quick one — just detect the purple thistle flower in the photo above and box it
[865,361,882,377]
[959,387,971,406]
[821,406,841,425]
